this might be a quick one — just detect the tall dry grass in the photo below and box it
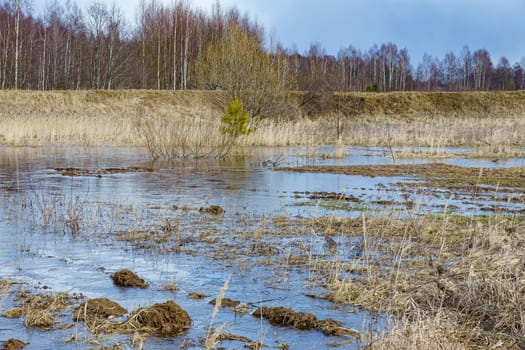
[205,277,230,350]
[1,90,524,158]
[320,213,525,349]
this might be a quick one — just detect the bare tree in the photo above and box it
[87,1,108,89]
[13,0,21,89]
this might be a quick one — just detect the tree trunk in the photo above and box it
[14,0,21,89]
[182,13,189,89]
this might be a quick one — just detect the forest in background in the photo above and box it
[1,0,524,94]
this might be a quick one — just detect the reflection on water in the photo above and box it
[0,145,524,349]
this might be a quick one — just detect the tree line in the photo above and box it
[1,0,524,93]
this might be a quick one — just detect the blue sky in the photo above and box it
[61,0,525,65]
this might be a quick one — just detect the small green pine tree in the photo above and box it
[222,96,253,138]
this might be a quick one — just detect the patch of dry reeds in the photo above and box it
[1,90,524,158]
[320,214,525,349]
[3,291,73,329]
[0,279,13,314]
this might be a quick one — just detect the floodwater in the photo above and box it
[0,145,524,349]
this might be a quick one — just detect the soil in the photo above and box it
[123,300,191,336]
[317,319,360,337]
[210,297,240,308]
[252,306,359,337]
[111,269,149,288]
[2,339,26,350]
[293,191,362,202]
[217,333,253,342]
[252,306,318,330]
[74,298,127,321]
[188,292,207,299]
[199,205,225,215]
[55,167,155,177]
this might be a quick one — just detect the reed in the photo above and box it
[1,90,523,158]
[321,213,525,349]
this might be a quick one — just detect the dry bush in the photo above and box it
[134,107,228,159]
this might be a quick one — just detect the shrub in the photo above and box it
[221,96,253,138]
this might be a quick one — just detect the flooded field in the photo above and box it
[1,145,524,349]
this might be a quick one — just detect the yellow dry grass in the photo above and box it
[1,90,524,157]
[317,214,525,349]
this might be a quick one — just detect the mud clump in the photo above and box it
[112,269,149,288]
[199,205,224,215]
[252,306,318,330]
[317,319,360,337]
[55,167,154,177]
[294,191,362,202]
[74,298,127,321]
[210,297,240,308]
[188,292,207,299]
[124,300,191,336]
[2,339,27,350]
[252,306,359,337]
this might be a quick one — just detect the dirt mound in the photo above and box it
[74,298,127,321]
[124,300,191,336]
[112,269,149,288]
[188,292,207,299]
[317,319,360,337]
[199,205,224,215]
[252,306,359,337]
[295,191,362,202]
[2,339,26,350]
[55,167,154,177]
[252,306,318,330]
[210,297,240,308]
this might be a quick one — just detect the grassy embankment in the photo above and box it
[0,90,524,157]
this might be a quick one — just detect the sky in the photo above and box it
[51,0,525,65]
